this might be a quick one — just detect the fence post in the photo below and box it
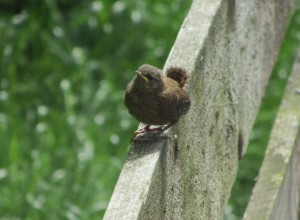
[104,0,296,219]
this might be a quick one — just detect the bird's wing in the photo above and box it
[159,84,190,121]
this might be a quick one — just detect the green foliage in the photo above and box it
[0,0,190,219]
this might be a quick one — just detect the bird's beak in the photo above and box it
[136,71,148,82]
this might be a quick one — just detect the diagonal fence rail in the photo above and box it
[244,48,300,220]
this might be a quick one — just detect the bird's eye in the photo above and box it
[144,73,155,80]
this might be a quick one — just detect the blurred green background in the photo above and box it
[0,0,299,219]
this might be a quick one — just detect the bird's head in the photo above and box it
[134,64,164,93]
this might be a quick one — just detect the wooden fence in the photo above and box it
[104,0,298,219]
[244,50,300,220]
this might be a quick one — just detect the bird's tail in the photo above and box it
[166,67,188,88]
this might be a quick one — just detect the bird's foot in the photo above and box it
[131,125,171,143]
[130,125,149,143]
[134,125,164,134]
[132,132,169,143]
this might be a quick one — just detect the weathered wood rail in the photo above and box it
[104,0,297,219]
[244,50,300,220]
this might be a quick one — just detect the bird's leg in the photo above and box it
[134,124,151,135]
[139,120,178,141]
[155,120,177,135]
[131,121,178,142]
[134,125,165,135]
[131,125,163,142]
[131,124,151,142]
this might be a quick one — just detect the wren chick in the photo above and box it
[124,64,191,141]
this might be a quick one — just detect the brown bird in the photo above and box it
[124,64,191,141]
